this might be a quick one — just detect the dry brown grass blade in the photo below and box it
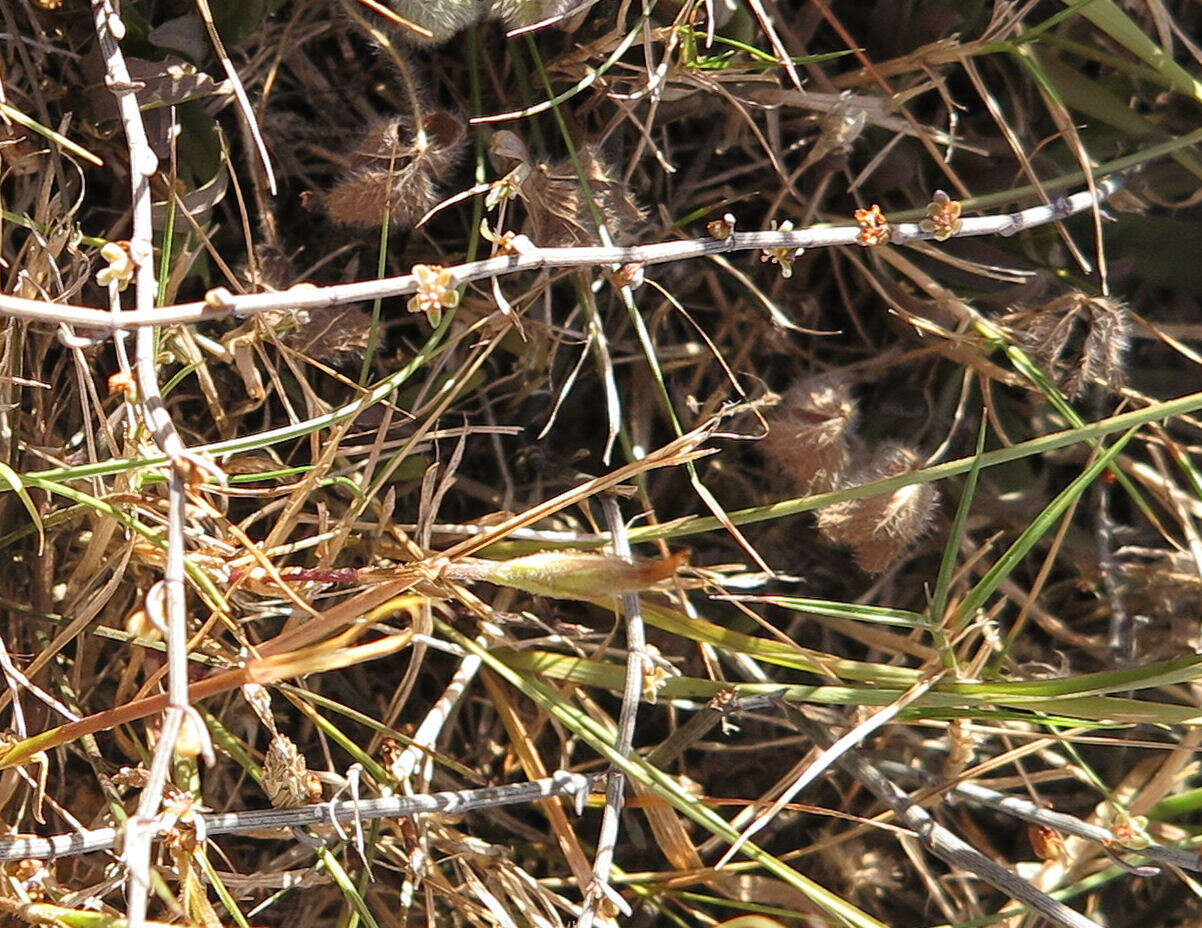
[480,669,596,889]
[0,629,415,770]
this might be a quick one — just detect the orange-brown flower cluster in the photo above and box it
[854,204,891,246]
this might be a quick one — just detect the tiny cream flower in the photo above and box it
[760,220,804,277]
[407,264,460,327]
[920,190,963,241]
[96,241,135,291]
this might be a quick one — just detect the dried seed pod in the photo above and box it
[1004,294,1129,398]
[326,111,467,231]
[263,733,314,809]
[816,443,938,573]
[759,374,857,493]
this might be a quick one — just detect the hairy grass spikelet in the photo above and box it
[816,443,938,573]
[493,140,645,247]
[452,549,687,600]
[760,374,857,493]
[326,111,467,230]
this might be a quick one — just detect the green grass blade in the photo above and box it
[953,426,1138,624]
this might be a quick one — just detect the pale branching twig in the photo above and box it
[576,497,648,928]
[0,175,1126,331]
[788,712,1105,928]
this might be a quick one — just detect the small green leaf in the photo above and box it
[0,462,43,553]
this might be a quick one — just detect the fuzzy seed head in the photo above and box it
[374,0,484,44]
[488,0,580,29]
[816,443,938,573]
[760,374,857,492]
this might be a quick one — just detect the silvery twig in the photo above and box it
[87,6,213,926]
[575,498,648,928]
[787,713,1104,928]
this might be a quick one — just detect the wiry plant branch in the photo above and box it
[876,760,1202,875]
[788,712,1105,928]
[0,175,1126,331]
[0,771,597,862]
[88,4,207,926]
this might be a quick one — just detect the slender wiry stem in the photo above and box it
[0,771,597,862]
[788,712,1104,928]
[387,651,483,784]
[0,175,1126,331]
[717,675,938,866]
[576,497,648,928]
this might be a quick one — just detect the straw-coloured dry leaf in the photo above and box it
[455,549,687,600]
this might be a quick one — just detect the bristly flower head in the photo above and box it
[854,204,891,246]
[760,373,857,493]
[1004,293,1129,398]
[816,443,939,573]
[920,190,963,241]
